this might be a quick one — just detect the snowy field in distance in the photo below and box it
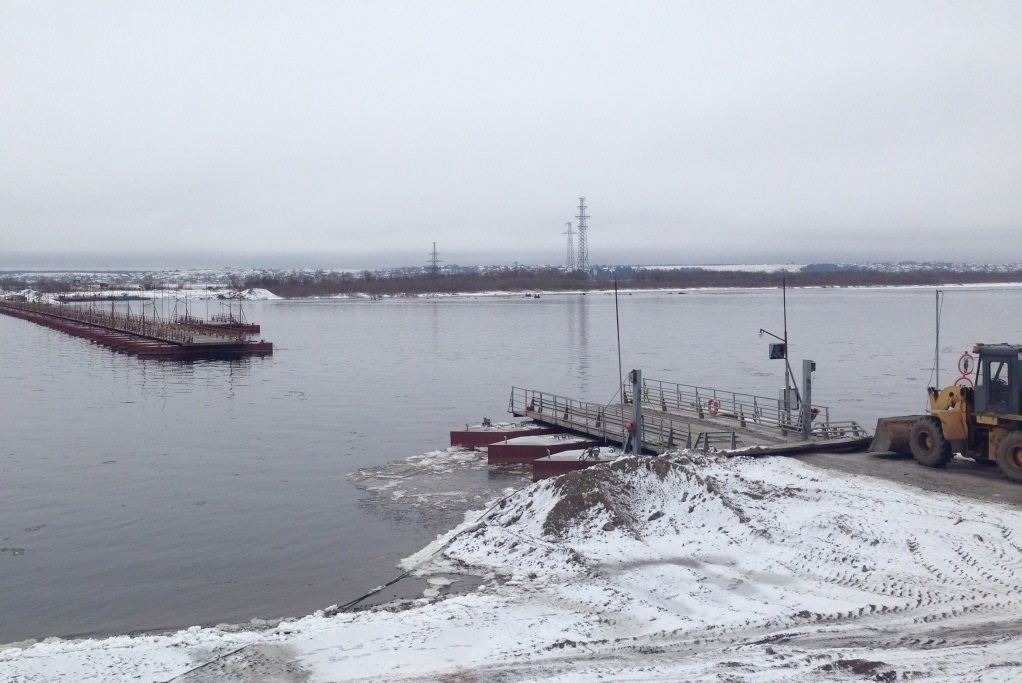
[3,451,1022,682]
[2,287,282,303]
[637,263,804,272]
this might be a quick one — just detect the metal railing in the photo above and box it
[508,378,867,450]
[627,377,851,438]
[0,300,260,346]
[508,387,748,453]
[809,421,869,439]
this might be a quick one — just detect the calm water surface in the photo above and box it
[1,287,1019,643]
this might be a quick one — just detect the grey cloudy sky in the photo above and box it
[2,1,1020,269]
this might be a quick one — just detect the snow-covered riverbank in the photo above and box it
[2,287,281,303]
[4,451,1022,682]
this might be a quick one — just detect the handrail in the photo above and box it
[509,386,748,453]
[509,385,866,453]
[0,300,246,345]
[628,377,833,437]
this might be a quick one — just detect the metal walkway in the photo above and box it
[509,379,868,455]
[0,300,272,360]
[626,377,867,442]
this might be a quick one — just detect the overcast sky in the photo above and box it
[2,1,1020,269]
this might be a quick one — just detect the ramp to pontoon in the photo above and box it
[509,379,869,455]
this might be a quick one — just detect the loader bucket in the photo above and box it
[868,416,924,455]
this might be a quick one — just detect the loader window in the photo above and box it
[986,360,1010,411]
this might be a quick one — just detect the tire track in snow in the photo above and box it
[418,451,1022,674]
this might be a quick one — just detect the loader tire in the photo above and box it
[996,432,1022,483]
[909,417,953,468]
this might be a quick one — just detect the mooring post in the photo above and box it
[801,359,816,439]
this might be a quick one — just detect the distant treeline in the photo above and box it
[6,268,1022,298]
[245,267,1022,298]
[629,268,1022,289]
[244,268,593,297]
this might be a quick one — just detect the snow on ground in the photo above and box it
[637,263,804,273]
[5,452,1022,682]
[498,433,596,446]
[53,287,283,301]
[541,445,622,461]
[0,287,282,303]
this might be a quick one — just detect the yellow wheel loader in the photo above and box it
[871,343,1022,483]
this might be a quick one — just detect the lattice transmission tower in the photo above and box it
[428,242,441,276]
[562,222,576,270]
[575,197,590,272]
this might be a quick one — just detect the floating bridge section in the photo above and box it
[509,378,868,455]
[177,313,261,335]
[0,300,272,360]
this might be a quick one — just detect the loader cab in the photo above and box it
[974,344,1022,416]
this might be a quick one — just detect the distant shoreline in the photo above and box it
[286,280,1022,301]
[6,267,1022,301]
[255,268,1022,298]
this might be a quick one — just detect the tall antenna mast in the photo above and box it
[563,222,576,270]
[575,197,590,272]
[428,242,441,276]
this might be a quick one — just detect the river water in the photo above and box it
[1,286,1019,643]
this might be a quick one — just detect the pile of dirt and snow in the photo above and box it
[4,451,1022,682]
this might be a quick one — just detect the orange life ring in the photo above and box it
[707,398,720,415]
